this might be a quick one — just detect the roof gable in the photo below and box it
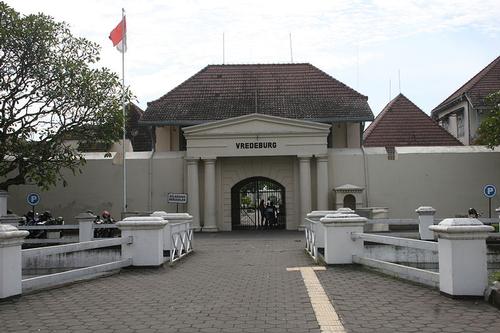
[364,94,463,147]
[142,63,374,124]
[183,113,330,137]
[432,55,500,115]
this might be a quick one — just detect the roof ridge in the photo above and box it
[432,55,500,114]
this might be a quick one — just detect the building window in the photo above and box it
[440,117,449,131]
[385,146,396,160]
[457,111,464,137]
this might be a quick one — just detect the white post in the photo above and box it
[429,218,493,297]
[76,212,96,242]
[117,216,167,266]
[320,212,367,264]
[203,158,218,232]
[415,206,436,240]
[0,224,29,298]
[316,155,329,211]
[186,158,201,231]
[298,156,312,230]
[306,210,337,248]
[0,191,8,217]
[496,207,500,233]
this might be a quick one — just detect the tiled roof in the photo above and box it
[432,55,500,116]
[142,64,373,124]
[364,94,463,147]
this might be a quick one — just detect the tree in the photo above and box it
[475,90,500,149]
[0,2,131,191]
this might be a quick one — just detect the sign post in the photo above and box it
[26,192,41,217]
[167,193,188,213]
[483,185,496,218]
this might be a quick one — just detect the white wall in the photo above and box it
[4,146,500,226]
[329,146,500,218]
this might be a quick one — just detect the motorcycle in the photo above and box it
[92,210,117,238]
[23,210,64,238]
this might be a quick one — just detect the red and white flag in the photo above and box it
[109,16,127,52]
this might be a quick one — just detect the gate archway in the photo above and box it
[231,177,286,230]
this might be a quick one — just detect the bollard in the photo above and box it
[0,191,8,217]
[306,211,337,249]
[0,224,29,298]
[76,212,96,242]
[320,212,367,264]
[117,216,167,266]
[415,206,436,240]
[496,207,500,233]
[429,218,493,297]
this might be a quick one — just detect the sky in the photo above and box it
[6,0,500,118]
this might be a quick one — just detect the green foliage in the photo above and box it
[475,91,500,149]
[241,196,252,207]
[0,2,131,190]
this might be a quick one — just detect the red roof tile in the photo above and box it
[432,55,500,115]
[364,94,463,147]
[142,64,373,124]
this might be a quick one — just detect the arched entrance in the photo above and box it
[231,177,286,230]
[343,194,356,210]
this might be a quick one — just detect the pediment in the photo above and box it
[183,113,330,138]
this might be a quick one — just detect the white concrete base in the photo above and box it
[117,217,167,266]
[321,214,367,264]
[0,224,29,298]
[202,226,218,232]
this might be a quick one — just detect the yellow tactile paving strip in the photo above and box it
[287,267,346,333]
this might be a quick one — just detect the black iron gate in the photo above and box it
[231,177,286,230]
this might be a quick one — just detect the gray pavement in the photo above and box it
[0,231,498,332]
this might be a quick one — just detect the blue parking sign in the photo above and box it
[26,192,41,206]
[483,184,496,198]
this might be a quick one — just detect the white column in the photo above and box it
[0,224,29,298]
[0,191,8,217]
[415,206,436,240]
[316,155,329,211]
[298,156,312,230]
[320,212,367,264]
[203,158,218,232]
[186,158,201,231]
[117,216,167,266]
[430,218,493,297]
[76,212,96,242]
[496,207,500,233]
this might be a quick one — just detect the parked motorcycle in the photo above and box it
[92,210,117,238]
[22,210,64,238]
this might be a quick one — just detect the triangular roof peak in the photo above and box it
[364,94,462,147]
[432,55,500,115]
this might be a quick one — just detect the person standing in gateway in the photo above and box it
[259,199,265,228]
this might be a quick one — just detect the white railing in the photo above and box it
[169,222,193,264]
[18,223,119,244]
[21,236,133,292]
[351,232,439,287]
[304,218,317,261]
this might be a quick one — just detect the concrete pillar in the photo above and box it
[415,206,436,240]
[316,155,329,211]
[186,158,201,231]
[496,207,500,233]
[0,214,23,227]
[306,210,337,248]
[203,158,217,232]
[76,212,96,242]
[117,216,167,266]
[429,218,493,297]
[320,212,367,264]
[298,156,312,230]
[0,224,29,298]
[0,191,8,217]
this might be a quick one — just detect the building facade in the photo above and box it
[431,55,500,145]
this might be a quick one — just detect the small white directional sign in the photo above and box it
[483,184,496,198]
[167,193,188,204]
[26,192,41,206]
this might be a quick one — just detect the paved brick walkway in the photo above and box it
[0,231,498,332]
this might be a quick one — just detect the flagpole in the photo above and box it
[121,7,127,214]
